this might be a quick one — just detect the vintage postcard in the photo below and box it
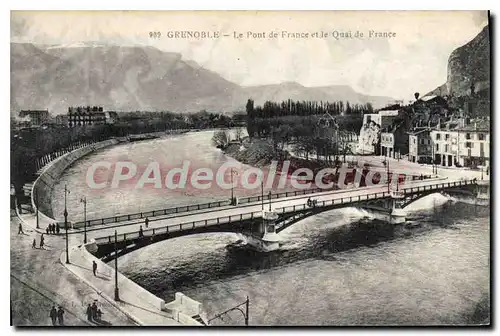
[10,10,490,326]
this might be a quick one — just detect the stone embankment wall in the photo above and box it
[31,139,119,226]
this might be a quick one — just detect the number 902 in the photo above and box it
[149,31,161,39]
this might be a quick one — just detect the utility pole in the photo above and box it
[80,197,87,244]
[64,184,69,264]
[114,230,120,301]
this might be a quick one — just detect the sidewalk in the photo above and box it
[63,245,183,326]
[11,212,135,326]
[16,210,195,326]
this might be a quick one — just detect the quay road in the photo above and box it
[71,177,470,243]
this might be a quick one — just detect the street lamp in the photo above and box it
[64,184,70,264]
[114,230,120,301]
[80,197,87,244]
[35,189,39,229]
[268,191,272,211]
[208,296,249,326]
[261,180,264,211]
[387,159,390,193]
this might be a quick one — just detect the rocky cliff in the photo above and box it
[447,25,490,97]
[424,25,490,98]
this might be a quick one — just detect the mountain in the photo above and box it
[11,42,394,115]
[425,24,490,98]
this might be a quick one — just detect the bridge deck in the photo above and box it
[84,178,476,247]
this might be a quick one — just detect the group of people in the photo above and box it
[307,197,318,208]
[46,223,60,235]
[86,301,103,323]
[32,233,45,249]
[49,305,65,326]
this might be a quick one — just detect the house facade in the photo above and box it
[408,128,432,164]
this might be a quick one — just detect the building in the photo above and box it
[430,118,489,169]
[55,115,69,125]
[18,109,49,126]
[357,109,400,154]
[67,106,118,127]
[380,124,408,159]
[456,119,490,168]
[407,128,432,163]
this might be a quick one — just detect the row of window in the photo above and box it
[435,142,476,152]
[435,132,486,141]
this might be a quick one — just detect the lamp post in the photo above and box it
[208,296,249,326]
[268,191,272,211]
[35,189,39,229]
[261,180,264,211]
[64,184,69,264]
[80,197,87,244]
[114,230,120,301]
[387,159,391,193]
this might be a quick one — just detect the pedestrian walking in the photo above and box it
[32,238,36,249]
[49,223,53,234]
[57,306,65,325]
[46,226,50,235]
[56,224,60,235]
[91,302,98,320]
[86,303,92,322]
[92,260,97,276]
[139,225,144,238]
[145,217,149,228]
[49,306,57,326]
[40,234,45,249]
[96,308,103,321]
[18,223,23,235]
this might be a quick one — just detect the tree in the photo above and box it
[212,130,230,149]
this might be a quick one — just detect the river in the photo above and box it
[51,130,490,326]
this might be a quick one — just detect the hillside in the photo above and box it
[425,24,490,98]
[10,42,394,115]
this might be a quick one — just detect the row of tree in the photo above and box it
[244,99,365,163]
[246,99,374,119]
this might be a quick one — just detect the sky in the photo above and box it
[11,11,489,101]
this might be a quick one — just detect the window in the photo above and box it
[413,138,416,144]
[466,133,471,140]
[445,134,450,140]
[466,142,474,148]
[436,133,441,140]
[436,144,439,151]
[420,138,425,145]
[445,144,449,152]
[478,133,485,141]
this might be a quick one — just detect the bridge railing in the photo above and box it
[402,179,475,194]
[73,186,339,228]
[93,179,477,245]
[72,199,232,228]
[94,210,263,245]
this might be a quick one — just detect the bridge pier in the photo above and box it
[242,211,281,252]
[389,190,406,224]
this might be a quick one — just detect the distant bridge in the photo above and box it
[82,178,481,260]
